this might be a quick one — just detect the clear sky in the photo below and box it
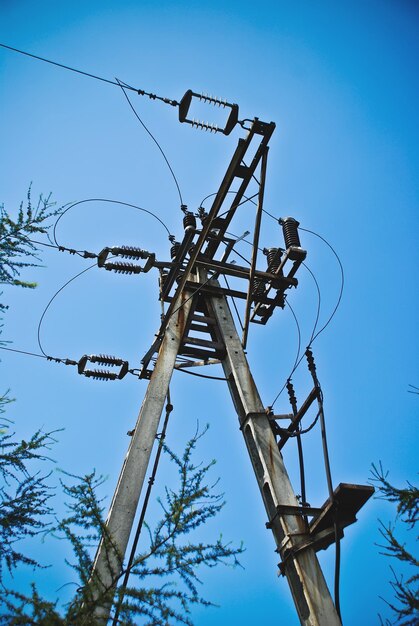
[0,1,418,624]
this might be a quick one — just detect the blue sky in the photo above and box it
[0,1,418,624]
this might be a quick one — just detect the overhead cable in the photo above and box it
[116,78,184,206]
[53,198,172,247]
[37,263,97,357]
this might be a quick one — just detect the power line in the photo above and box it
[175,368,228,382]
[53,198,172,247]
[303,262,321,344]
[299,227,344,342]
[116,79,184,207]
[262,209,345,341]
[0,42,137,92]
[37,263,97,357]
[0,345,53,360]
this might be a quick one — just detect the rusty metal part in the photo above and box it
[139,119,275,377]
[242,145,268,348]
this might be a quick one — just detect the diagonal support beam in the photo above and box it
[89,289,194,619]
[208,285,341,626]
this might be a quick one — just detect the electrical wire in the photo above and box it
[167,274,214,324]
[303,262,321,344]
[0,42,138,91]
[265,219,344,407]
[37,263,97,357]
[116,78,184,207]
[262,208,345,343]
[286,300,301,374]
[53,198,172,247]
[299,227,344,343]
[278,409,321,438]
[175,368,228,382]
[0,345,54,360]
[198,190,259,218]
[17,235,96,260]
[230,247,251,266]
[271,262,322,403]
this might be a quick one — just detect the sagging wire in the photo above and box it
[53,198,172,248]
[116,78,184,207]
[198,190,259,220]
[269,261,322,406]
[37,263,97,358]
[263,210,344,346]
[299,227,344,343]
[268,222,344,409]
[303,262,321,345]
[175,368,228,382]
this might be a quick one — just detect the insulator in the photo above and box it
[170,242,181,259]
[286,380,297,408]
[183,212,196,231]
[110,246,148,260]
[266,248,282,273]
[198,92,227,108]
[252,278,266,296]
[89,354,124,366]
[103,261,142,274]
[305,348,316,373]
[197,206,207,221]
[83,369,118,381]
[279,217,301,249]
[179,89,239,136]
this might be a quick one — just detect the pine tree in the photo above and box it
[371,462,419,625]
[0,190,243,624]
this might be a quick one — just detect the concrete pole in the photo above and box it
[89,289,194,619]
[209,289,341,626]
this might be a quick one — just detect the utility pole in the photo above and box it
[89,97,373,624]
